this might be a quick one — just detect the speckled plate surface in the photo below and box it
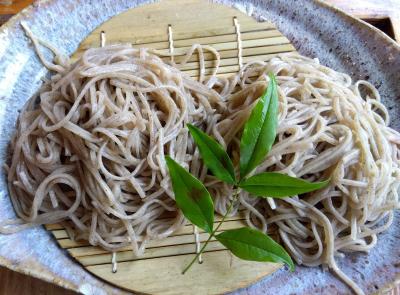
[0,1,399,294]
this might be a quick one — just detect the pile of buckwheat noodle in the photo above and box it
[1,25,400,295]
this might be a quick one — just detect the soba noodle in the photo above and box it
[1,28,399,295]
[213,54,400,294]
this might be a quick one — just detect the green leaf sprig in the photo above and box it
[166,73,329,274]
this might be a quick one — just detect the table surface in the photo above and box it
[0,0,399,294]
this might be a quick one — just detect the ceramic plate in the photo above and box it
[0,1,399,294]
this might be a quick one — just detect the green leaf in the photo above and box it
[165,156,214,233]
[216,227,294,271]
[187,124,235,184]
[239,172,329,198]
[240,73,279,178]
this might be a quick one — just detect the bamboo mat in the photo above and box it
[43,0,296,293]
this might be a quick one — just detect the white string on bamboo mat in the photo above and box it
[111,252,118,273]
[168,24,174,63]
[193,224,203,264]
[233,17,243,69]
[100,30,106,47]
[168,23,202,264]
[101,29,118,274]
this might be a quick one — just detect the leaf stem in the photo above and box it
[182,187,241,274]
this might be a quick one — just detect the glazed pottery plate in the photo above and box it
[0,0,399,294]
